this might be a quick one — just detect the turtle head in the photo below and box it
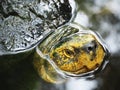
[50,30,109,76]
[33,25,110,83]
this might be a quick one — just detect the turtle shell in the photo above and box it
[0,0,75,72]
[0,0,75,56]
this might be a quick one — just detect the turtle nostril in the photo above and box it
[86,45,95,53]
[86,41,97,53]
[88,46,94,51]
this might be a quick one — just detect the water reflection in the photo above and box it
[66,78,98,90]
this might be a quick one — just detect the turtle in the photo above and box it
[0,0,110,84]
[33,23,110,83]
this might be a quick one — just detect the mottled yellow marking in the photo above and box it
[33,33,106,83]
[50,34,105,74]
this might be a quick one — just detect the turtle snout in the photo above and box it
[82,40,98,61]
[84,41,97,53]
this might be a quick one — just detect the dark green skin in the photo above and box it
[0,0,72,90]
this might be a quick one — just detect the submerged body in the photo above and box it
[33,23,109,83]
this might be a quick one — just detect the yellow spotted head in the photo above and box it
[49,30,109,76]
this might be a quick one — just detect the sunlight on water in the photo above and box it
[106,0,120,15]
[74,12,90,27]
[105,30,117,53]
[66,79,98,90]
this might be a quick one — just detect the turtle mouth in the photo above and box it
[57,58,101,75]
[49,30,109,76]
[69,63,100,74]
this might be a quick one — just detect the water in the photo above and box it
[0,0,120,90]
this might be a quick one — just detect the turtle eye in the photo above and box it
[64,49,74,57]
